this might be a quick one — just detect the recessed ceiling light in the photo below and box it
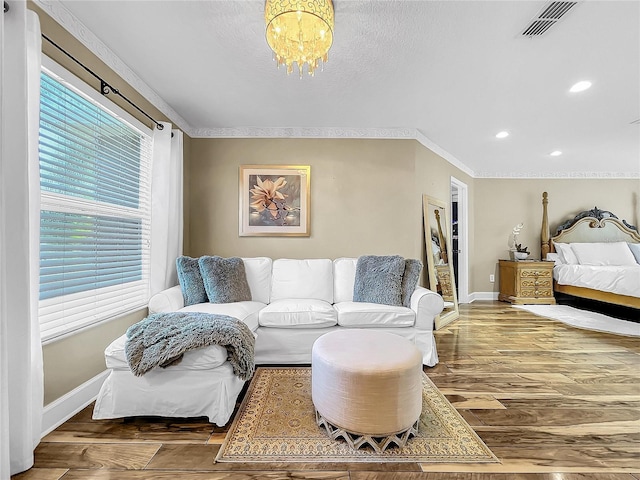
[550,150,562,156]
[569,81,592,93]
[495,131,509,139]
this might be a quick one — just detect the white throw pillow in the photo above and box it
[627,243,640,264]
[545,252,562,266]
[270,259,334,303]
[571,241,638,266]
[242,257,273,304]
[553,242,578,264]
[333,257,358,304]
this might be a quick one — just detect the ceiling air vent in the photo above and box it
[522,1,578,37]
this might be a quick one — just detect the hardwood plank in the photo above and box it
[10,468,67,480]
[444,394,506,410]
[475,426,640,447]
[355,474,637,480]
[32,443,160,469]
[469,408,639,426]
[60,471,351,479]
[352,474,473,479]
[42,421,213,444]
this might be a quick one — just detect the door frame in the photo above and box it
[450,176,469,303]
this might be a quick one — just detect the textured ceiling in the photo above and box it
[46,0,640,177]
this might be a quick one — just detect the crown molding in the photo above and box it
[414,130,475,177]
[190,126,416,139]
[474,171,640,179]
[33,0,194,135]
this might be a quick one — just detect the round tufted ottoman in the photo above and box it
[311,329,423,452]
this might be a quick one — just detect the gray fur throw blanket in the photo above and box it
[125,312,255,380]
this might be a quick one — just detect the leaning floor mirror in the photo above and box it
[423,195,459,329]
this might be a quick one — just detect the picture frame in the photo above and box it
[239,165,311,237]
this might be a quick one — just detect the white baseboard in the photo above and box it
[41,370,109,438]
[468,292,499,302]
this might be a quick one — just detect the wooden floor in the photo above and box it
[14,301,640,480]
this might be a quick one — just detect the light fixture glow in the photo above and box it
[495,131,509,139]
[265,0,334,77]
[550,150,562,156]
[569,81,592,93]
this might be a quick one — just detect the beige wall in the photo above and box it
[43,309,146,404]
[187,138,470,268]
[473,179,639,294]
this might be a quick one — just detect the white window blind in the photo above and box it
[38,58,153,342]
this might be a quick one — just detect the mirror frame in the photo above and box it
[423,195,459,329]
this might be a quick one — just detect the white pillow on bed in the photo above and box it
[553,242,578,264]
[545,252,562,266]
[627,243,640,264]
[570,241,638,266]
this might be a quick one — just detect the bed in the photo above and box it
[540,192,640,310]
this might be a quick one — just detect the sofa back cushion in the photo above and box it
[242,257,272,304]
[333,257,358,303]
[271,259,333,303]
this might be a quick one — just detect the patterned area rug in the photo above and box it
[216,367,498,463]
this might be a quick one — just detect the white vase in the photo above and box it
[514,251,529,261]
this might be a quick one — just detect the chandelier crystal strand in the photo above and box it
[265,0,334,77]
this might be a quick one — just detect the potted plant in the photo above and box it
[509,223,530,260]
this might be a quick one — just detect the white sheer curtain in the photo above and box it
[150,123,184,295]
[0,5,44,478]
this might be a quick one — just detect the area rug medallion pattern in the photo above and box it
[216,367,498,463]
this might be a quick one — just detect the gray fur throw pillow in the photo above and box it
[401,259,422,307]
[198,256,252,304]
[176,256,208,306]
[353,255,406,306]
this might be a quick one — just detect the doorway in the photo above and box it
[450,177,468,303]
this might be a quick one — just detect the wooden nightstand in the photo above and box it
[498,259,556,305]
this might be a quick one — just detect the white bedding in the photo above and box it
[554,264,640,299]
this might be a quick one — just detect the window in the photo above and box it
[38,57,153,342]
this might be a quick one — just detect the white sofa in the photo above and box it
[93,257,444,425]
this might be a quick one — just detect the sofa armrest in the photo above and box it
[148,285,185,314]
[410,286,444,331]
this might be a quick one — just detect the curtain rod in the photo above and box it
[42,33,165,131]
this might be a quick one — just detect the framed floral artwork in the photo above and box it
[239,165,311,237]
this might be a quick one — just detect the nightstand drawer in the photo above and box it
[520,287,553,298]
[520,277,552,289]
[519,268,552,279]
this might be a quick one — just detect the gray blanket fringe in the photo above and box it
[125,312,255,381]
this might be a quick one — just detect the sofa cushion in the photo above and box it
[270,259,334,303]
[334,301,415,327]
[179,301,263,332]
[105,334,228,371]
[353,255,405,306]
[333,257,358,303]
[259,299,338,328]
[176,256,208,306]
[242,257,272,303]
[198,256,252,303]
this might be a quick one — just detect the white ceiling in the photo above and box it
[45,0,640,178]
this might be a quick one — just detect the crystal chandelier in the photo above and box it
[265,0,334,77]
